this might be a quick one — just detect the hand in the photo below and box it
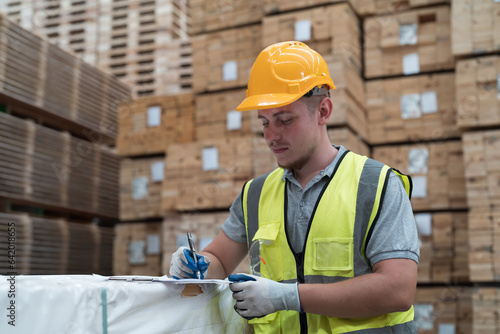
[169,246,210,279]
[229,274,301,319]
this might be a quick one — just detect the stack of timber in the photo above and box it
[366,73,458,144]
[372,141,467,212]
[97,0,191,97]
[162,212,250,275]
[0,212,113,275]
[349,0,450,17]
[117,93,195,156]
[0,13,131,140]
[472,287,500,333]
[113,222,162,276]
[364,5,454,79]
[262,0,343,14]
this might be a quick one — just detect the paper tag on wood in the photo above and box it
[399,24,418,45]
[403,53,420,75]
[147,106,161,127]
[295,20,312,41]
[129,241,146,264]
[227,110,242,130]
[401,94,422,119]
[408,148,429,174]
[438,324,455,334]
[414,304,434,330]
[202,147,219,171]
[147,234,161,255]
[223,61,238,81]
[132,176,148,200]
[176,233,189,249]
[421,91,438,114]
[415,213,432,236]
[151,161,164,182]
[412,176,427,198]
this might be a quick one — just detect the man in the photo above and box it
[170,41,419,333]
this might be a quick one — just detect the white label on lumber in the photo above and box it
[413,304,434,330]
[295,20,312,41]
[403,53,420,75]
[147,234,161,255]
[415,213,432,236]
[132,176,148,200]
[147,106,161,127]
[202,147,219,171]
[421,91,438,114]
[400,94,422,119]
[223,61,238,81]
[412,176,427,198]
[227,110,242,130]
[151,161,164,182]
[438,324,455,334]
[129,241,146,264]
[199,237,214,251]
[399,24,418,45]
[176,233,190,249]
[408,148,429,174]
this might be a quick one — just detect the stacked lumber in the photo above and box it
[455,56,500,129]
[0,212,113,275]
[452,0,500,57]
[350,0,450,17]
[113,222,162,276]
[367,73,458,144]
[195,89,260,141]
[462,130,500,282]
[0,14,131,140]
[327,128,370,158]
[97,0,191,97]
[120,157,165,221]
[189,0,264,34]
[372,141,467,211]
[413,286,472,333]
[162,136,276,212]
[162,212,250,275]
[416,212,469,283]
[0,112,120,218]
[191,24,262,93]
[364,6,454,79]
[117,93,195,156]
[262,0,343,14]
[472,288,500,333]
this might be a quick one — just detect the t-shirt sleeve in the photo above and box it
[365,172,420,267]
[221,191,248,243]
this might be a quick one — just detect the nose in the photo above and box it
[263,122,282,142]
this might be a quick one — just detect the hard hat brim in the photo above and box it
[236,93,303,112]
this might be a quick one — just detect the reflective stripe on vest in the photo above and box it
[242,151,415,334]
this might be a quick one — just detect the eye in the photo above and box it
[281,118,293,125]
[261,120,269,128]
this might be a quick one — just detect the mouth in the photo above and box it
[271,147,287,154]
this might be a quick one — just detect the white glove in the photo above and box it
[169,246,210,279]
[229,274,301,319]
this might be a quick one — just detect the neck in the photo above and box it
[293,144,338,189]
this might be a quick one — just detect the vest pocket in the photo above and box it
[251,221,283,281]
[312,237,353,272]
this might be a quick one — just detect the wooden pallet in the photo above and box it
[117,93,195,156]
[367,72,458,145]
[350,0,450,17]
[162,211,250,276]
[456,56,500,129]
[113,222,163,276]
[162,135,277,212]
[452,0,500,57]
[191,24,262,93]
[413,286,472,333]
[189,0,264,34]
[462,130,500,282]
[372,140,467,211]
[364,5,454,79]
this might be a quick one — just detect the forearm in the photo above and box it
[200,251,228,279]
[298,259,417,318]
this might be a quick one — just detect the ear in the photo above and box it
[317,97,333,126]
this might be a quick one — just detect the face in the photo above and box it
[258,99,319,170]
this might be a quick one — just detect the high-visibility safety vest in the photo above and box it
[242,150,416,334]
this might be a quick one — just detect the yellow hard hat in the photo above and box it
[236,41,336,111]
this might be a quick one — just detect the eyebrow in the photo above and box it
[257,110,292,120]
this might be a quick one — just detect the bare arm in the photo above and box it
[200,230,248,279]
[298,258,417,318]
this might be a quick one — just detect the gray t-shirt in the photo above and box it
[222,145,420,267]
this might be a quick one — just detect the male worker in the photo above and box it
[170,41,419,333]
